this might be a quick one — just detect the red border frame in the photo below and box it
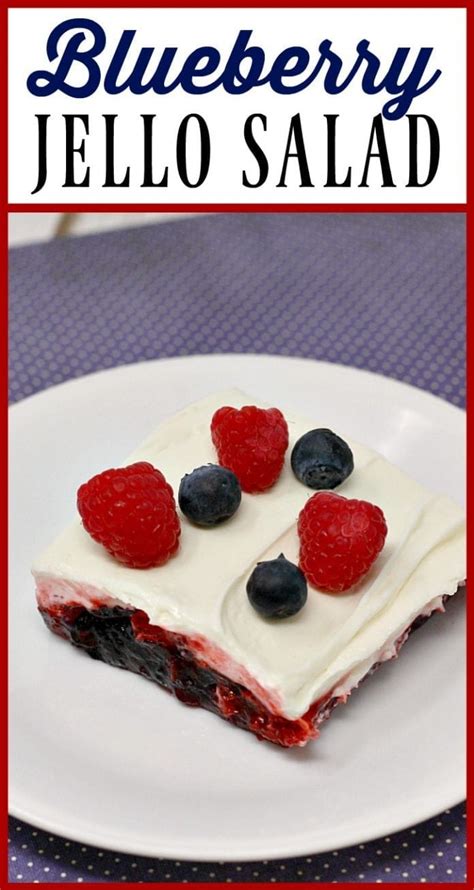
[4,1,470,888]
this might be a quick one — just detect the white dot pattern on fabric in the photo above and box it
[9,214,465,882]
[9,214,465,410]
[6,806,468,883]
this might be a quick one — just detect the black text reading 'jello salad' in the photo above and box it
[33,391,466,748]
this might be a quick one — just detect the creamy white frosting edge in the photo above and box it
[32,389,466,720]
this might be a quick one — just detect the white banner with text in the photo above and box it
[8,7,466,204]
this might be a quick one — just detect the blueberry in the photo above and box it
[247,554,307,619]
[291,428,354,490]
[178,464,241,527]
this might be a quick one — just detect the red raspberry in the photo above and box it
[211,405,289,493]
[77,461,181,569]
[297,491,387,592]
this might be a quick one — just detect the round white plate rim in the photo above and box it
[9,785,465,862]
[9,354,465,861]
[9,352,466,421]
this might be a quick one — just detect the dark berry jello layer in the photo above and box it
[38,595,452,747]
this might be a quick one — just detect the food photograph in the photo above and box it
[8,211,466,882]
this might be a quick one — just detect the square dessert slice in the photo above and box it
[33,389,466,747]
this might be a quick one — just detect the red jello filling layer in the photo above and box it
[39,601,322,746]
[38,594,451,747]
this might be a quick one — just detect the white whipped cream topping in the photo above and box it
[33,389,466,720]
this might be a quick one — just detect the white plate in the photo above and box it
[9,355,466,861]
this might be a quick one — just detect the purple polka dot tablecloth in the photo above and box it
[9,212,466,883]
[7,808,468,883]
